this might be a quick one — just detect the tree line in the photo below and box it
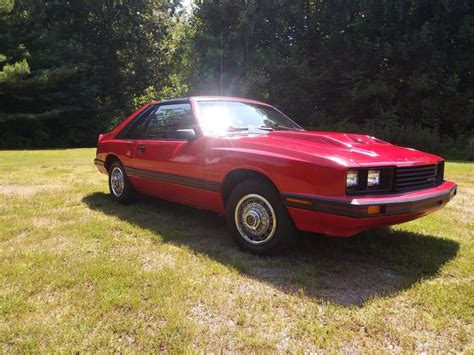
[1,0,473,158]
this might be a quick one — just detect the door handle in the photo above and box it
[137,145,146,153]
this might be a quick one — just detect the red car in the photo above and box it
[94,96,457,254]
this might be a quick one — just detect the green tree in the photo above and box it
[0,0,174,147]
[187,0,474,144]
[0,0,472,156]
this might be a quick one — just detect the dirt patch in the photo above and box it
[0,184,65,197]
[141,251,176,271]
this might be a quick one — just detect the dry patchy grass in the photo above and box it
[0,149,472,352]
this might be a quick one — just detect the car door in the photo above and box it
[128,102,207,205]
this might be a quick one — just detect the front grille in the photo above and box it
[394,164,442,192]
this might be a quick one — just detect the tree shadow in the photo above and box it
[82,192,460,307]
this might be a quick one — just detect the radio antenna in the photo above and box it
[220,34,223,97]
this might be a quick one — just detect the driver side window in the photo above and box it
[144,103,195,140]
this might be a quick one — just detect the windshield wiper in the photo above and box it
[226,126,249,132]
[257,126,275,131]
[259,123,294,131]
[225,124,296,133]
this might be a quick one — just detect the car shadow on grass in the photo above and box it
[82,192,459,307]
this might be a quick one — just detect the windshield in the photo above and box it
[196,100,303,135]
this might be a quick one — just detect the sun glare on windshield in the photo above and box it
[196,100,303,135]
[196,102,234,135]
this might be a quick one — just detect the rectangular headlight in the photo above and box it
[346,170,359,188]
[367,169,381,186]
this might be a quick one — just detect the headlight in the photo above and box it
[346,167,393,194]
[367,169,381,186]
[346,170,359,188]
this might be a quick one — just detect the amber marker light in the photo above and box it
[367,205,382,215]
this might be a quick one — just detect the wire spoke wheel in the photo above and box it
[234,193,277,245]
[110,166,125,197]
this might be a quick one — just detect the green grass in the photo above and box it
[0,149,472,352]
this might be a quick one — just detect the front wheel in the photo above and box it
[226,179,296,255]
[108,161,135,204]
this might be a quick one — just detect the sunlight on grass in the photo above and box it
[0,149,472,352]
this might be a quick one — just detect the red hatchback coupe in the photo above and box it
[94,96,457,254]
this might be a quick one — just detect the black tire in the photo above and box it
[108,160,136,204]
[226,178,296,255]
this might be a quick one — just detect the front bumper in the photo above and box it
[283,181,457,236]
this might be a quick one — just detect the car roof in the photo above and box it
[157,96,273,107]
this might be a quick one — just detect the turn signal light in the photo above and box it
[367,205,382,215]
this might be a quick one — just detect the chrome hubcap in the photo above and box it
[235,194,277,245]
[110,167,124,197]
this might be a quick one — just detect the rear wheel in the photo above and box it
[226,179,296,255]
[108,161,135,204]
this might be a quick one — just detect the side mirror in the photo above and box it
[176,128,197,141]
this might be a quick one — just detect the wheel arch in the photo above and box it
[104,154,121,172]
[222,168,281,205]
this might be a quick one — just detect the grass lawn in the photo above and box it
[0,149,472,352]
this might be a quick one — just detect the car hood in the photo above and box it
[220,130,442,168]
